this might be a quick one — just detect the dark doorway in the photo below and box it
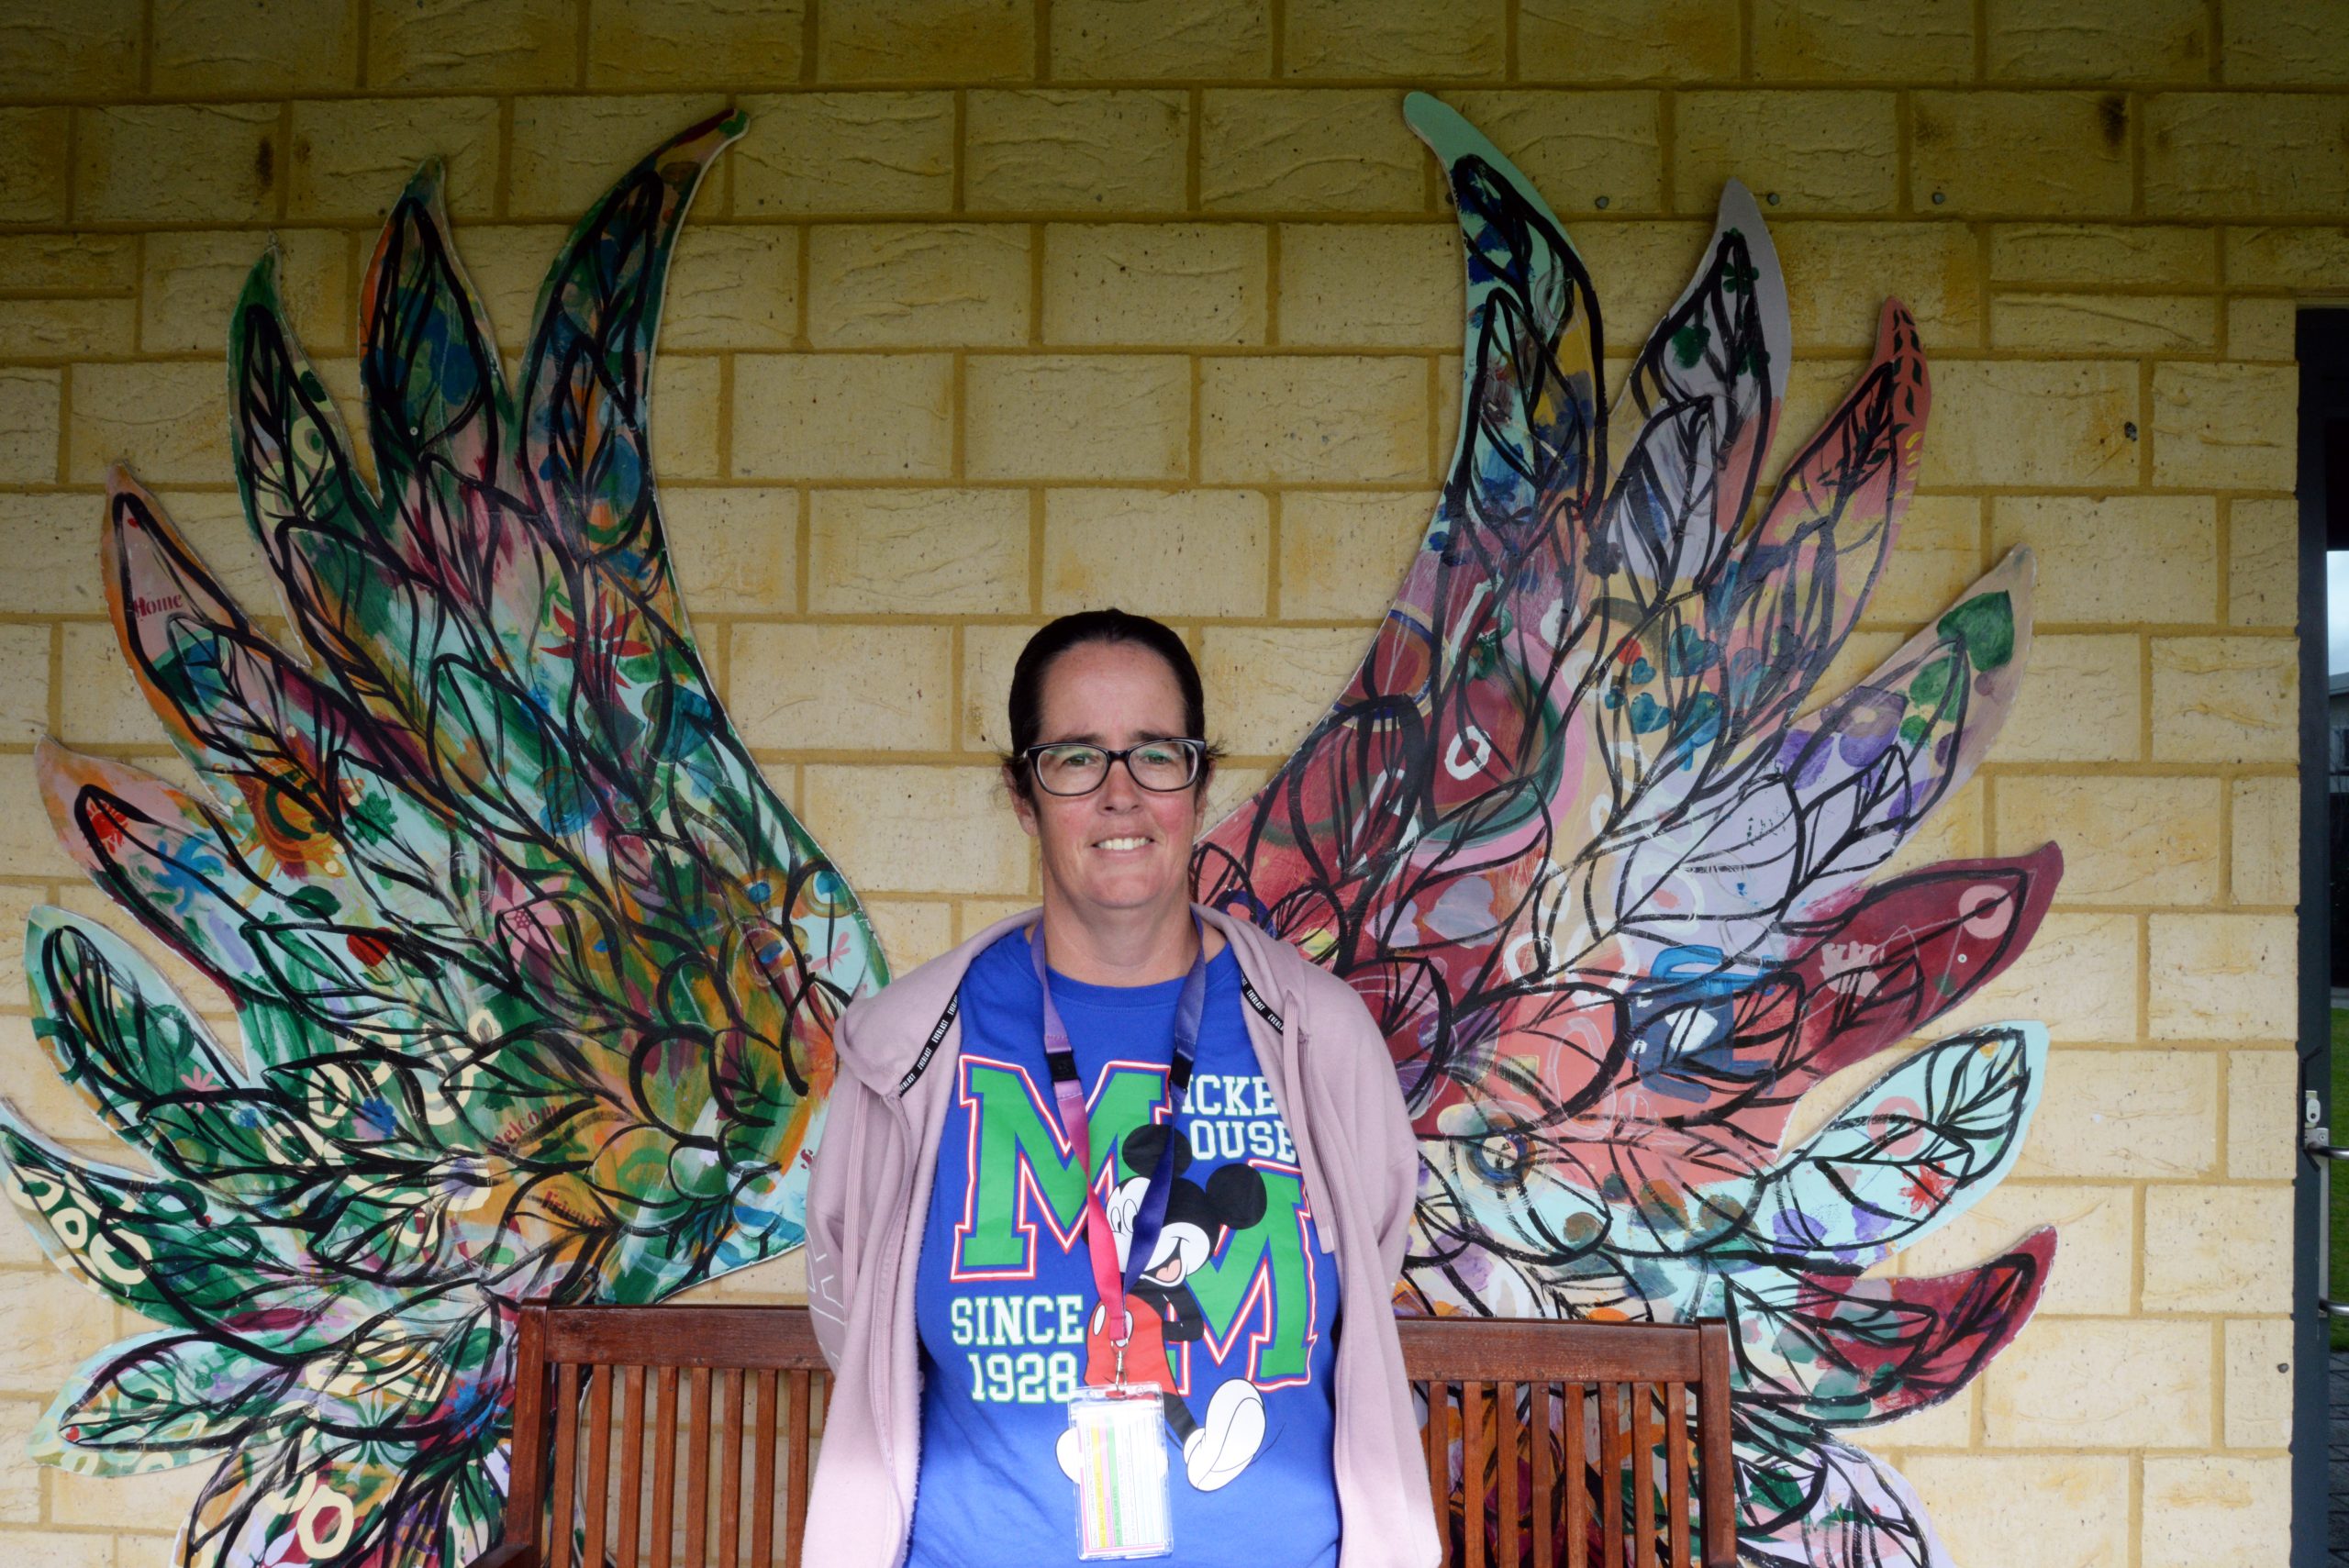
[2295,308,2349,1567]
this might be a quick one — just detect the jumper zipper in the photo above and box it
[875,1046,932,1566]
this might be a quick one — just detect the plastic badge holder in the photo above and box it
[1067,1385,1172,1560]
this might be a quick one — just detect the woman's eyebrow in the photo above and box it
[1037,728,1183,745]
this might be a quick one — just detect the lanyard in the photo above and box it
[1031,918,1208,1349]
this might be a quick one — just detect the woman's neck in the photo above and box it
[1035,896,1222,986]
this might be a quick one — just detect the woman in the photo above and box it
[803,609,1440,1567]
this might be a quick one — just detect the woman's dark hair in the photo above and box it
[1002,608,1220,801]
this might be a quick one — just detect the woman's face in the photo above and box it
[1009,639,1207,927]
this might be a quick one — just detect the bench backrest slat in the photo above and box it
[581,1369,612,1568]
[548,1362,578,1568]
[494,1305,1735,1568]
[1665,1379,1691,1568]
[649,1364,678,1568]
[784,1369,812,1567]
[614,1366,642,1568]
[717,1370,744,1568]
[1498,1377,1520,1567]
[1598,1380,1627,1565]
[1698,1325,1737,1567]
[749,1371,777,1568]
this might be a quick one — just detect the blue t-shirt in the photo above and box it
[906,930,1342,1567]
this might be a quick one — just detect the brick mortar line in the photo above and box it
[20,211,2349,234]
[1999,1039,2290,1059]
[0,288,139,304]
[1877,1442,2291,1456]
[0,476,2297,499]
[2026,1033,2300,1052]
[11,74,2349,104]
[6,340,2311,364]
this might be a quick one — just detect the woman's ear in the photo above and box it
[1005,765,1040,839]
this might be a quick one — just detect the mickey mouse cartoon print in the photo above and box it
[1058,1123,1273,1491]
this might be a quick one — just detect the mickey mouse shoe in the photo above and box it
[1181,1380,1264,1491]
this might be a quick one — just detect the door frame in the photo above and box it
[2293,307,2348,1568]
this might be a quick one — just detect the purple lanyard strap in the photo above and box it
[1032,917,1208,1348]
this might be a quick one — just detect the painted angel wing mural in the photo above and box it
[1194,94,2060,1568]
[2,113,883,1567]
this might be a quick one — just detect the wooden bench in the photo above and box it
[1400,1317,1735,1568]
[475,1304,1736,1568]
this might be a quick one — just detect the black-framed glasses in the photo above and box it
[1020,739,1208,796]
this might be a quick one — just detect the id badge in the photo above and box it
[1066,1385,1172,1560]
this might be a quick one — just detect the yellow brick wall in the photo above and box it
[0,1,2341,1562]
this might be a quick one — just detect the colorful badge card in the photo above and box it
[1068,1385,1172,1560]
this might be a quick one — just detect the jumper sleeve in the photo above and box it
[1357,1005,1420,1284]
[804,1006,874,1373]
[1304,966,1420,1284]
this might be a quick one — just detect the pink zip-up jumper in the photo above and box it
[803,903,1443,1568]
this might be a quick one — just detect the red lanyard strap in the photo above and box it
[1031,919,1208,1346]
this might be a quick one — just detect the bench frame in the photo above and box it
[477,1304,1738,1568]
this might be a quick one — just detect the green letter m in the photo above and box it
[1186,1168,1318,1385]
[951,1056,1165,1280]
